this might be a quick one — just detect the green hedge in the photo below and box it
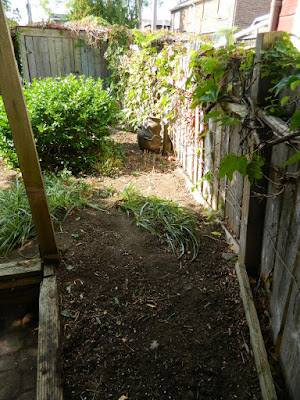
[0,74,119,172]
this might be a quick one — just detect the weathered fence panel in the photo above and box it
[171,36,300,397]
[15,27,109,83]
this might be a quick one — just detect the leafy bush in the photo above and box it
[0,74,119,172]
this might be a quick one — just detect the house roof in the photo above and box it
[170,0,202,13]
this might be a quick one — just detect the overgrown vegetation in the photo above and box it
[103,28,299,181]
[119,186,201,261]
[0,173,110,255]
[0,74,120,173]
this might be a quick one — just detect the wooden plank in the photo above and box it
[24,36,38,81]
[270,155,299,343]
[32,36,44,79]
[193,107,200,186]
[62,38,72,75]
[17,26,77,39]
[87,45,95,78]
[236,262,277,400]
[0,276,41,290]
[19,34,30,83]
[80,45,89,77]
[261,143,289,280]
[94,47,102,80]
[37,275,63,400]
[227,124,243,237]
[0,259,41,280]
[219,125,230,220]
[48,37,59,77]
[203,128,214,205]
[41,37,51,78]
[55,38,64,75]
[73,39,82,75]
[277,251,300,400]
[212,121,222,211]
[68,38,75,74]
[0,3,59,262]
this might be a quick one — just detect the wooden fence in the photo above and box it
[13,27,109,83]
[172,34,300,400]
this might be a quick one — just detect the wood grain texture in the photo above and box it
[37,274,63,400]
[236,262,277,400]
[0,3,59,262]
[0,259,41,280]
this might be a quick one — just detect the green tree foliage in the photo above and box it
[3,0,20,26]
[67,0,140,28]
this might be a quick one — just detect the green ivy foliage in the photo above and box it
[0,74,119,173]
[106,31,188,130]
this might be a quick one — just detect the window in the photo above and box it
[174,11,180,30]
[218,0,228,19]
[187,6,192,24]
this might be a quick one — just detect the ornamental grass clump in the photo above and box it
[119,187,200,261]
[0,174,95,255]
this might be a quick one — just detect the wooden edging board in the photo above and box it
[179,167,277,400]
[37,265,63,400]
[235,262,277,400]
[0,259,42,289]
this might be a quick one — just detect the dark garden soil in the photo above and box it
[0,129,277,400]
[54,129,262,400]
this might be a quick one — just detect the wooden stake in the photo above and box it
[0,1,59,262]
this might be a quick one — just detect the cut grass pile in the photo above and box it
[119,186,201,261]
[0,174,105,255]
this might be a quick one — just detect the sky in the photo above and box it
[8,0,179,25]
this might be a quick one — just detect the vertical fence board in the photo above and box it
[32,36,43,79]
[80,45,89,76]
[87,46,95,78]
[203,128,213,205]
[62,38,72,75]
[212,122,222,211]
[73,40,81,75]
[220,125,230,221]
[19,35,30,82]
[41,37,51,78]
[68,38,75,74]
[55,38,64,75]
[48,37,59,77]
[94,48,102,80]
[278,249,300,400]
[270,156,300,343]
[261,143,289,280]
[25,36,38,80]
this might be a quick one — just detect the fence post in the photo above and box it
[239,32,283,276]
[0,1,60,262]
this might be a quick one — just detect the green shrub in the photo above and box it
[0,75,119,173]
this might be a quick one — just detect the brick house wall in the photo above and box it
[171,0,235,34]
[234,0,272,28]
[277,0,298,33]
[171,0,273,33]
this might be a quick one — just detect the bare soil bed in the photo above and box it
[54,129,262,400]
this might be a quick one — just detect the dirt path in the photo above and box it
[55,130,262,400]
[0,130,262,400]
